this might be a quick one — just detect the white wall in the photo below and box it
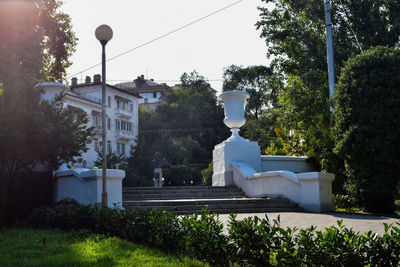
[39,82,139,168]
[55,168,125,208]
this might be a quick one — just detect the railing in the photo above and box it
[92,125,102,135]
[115,107,133,117]
[115,130,133,140]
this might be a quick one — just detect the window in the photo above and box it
[153,92,157,98]
[121,143,126,155]
[116,143,121,154]
[107,96,111,107]
[93,115,101,126]
[129,103,133,113]
[107,118,111,130]
[107,141,111,153]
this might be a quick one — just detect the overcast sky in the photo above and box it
[61,0,272,92]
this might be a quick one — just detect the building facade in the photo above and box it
[38,74,140,168]
[115,75,174,109]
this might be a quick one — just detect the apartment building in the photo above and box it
[38,74,140,168]
[115,75,173,109]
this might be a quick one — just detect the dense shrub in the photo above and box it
[181,209,229,265]
[334,46,400,213]
[163,164,203,186]
[27,205,400,266]
[201,162,213,185]
[332,194,359,211]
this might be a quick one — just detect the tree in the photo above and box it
[94,149,126,169]
[334,47,400,213]
[222,65,284,154]
[0,93,92,182]
[256,0,400,191]
[0,0,77,84]
[223,65,273,119]
[155,71,228,155]
[124,71,228,186]
[0,0,82,226]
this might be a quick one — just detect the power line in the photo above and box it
[66,0,244,80]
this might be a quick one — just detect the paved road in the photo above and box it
[218,212,400,235]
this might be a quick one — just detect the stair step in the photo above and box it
[123,198,289,206]
[123,185,233,191]
[122,186,304,214]
[124,206,303,214]
[124,194,245,200]
[124,203,298,210]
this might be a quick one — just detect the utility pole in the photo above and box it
[324,0,335,98]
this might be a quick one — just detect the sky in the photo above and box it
[61,0,272,93]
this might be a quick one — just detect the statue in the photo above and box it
[152,152,168,188]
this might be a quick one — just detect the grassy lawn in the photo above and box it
[0,228,207,267]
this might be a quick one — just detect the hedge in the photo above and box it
[26,205,400,266]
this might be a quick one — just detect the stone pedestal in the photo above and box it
[153,167,162,188]
[213,140,261,186]
[55,168,125,208]
[298,172,335,212]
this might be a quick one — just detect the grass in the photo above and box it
[0,228,207,267]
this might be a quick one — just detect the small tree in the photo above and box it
[334,46,400,213]
[94,149,126,169]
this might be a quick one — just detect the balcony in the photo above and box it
[92,125,102,136]
[115,130,133,141]
[115,107,133,118]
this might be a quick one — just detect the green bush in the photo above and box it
[334,46,400,213]
[27,205,400,266]
[332,194,359,211]
[201,162,213,185]
[163,164,203,186]
[181,209,229,265]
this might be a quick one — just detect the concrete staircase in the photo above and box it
[122,185,304,214]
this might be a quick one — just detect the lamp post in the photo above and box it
[95,24,113,207]
[324,0,335,98]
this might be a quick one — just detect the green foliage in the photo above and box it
[94,149,126,169]
[27,204,400,266]
[242,108,285,155]
[256,0,400,192]
[332,194,359,211]
[181,209,229,265]
[223,65,273,119]
[222,65,288,156]
[125,71,228,186]
[0,0,82,226]
[0,228,206,266]
[0,92,92,182]
[163,164,202,186]
[201,162,213,185]
[0,0,77,83]
[334,46,400,213]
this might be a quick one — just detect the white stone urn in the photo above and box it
[219,90,249,142]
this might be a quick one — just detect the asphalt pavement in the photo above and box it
[217,212,400,235]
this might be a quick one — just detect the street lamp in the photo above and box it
[95,24,113,207]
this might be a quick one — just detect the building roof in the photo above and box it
[115,75,173,94]
[71,82,141,98]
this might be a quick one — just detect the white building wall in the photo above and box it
[40,82,139,169]
[139,92,160,104]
